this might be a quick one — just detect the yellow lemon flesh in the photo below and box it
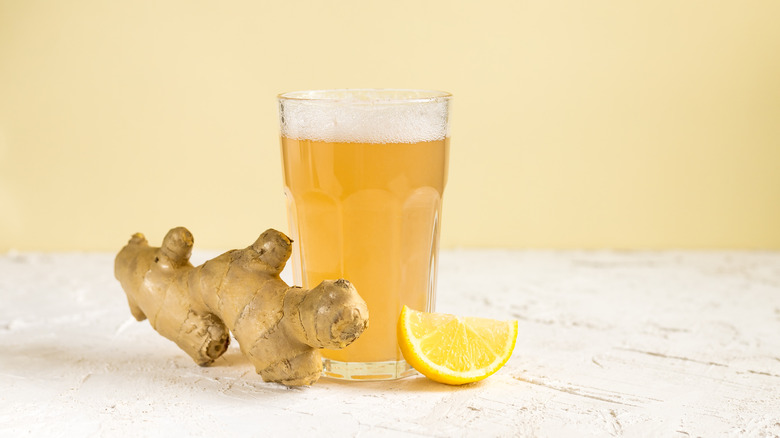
[397,305,518,385]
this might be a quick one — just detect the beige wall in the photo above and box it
[1,1,779,251]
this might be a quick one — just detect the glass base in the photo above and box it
[322,358,417,381]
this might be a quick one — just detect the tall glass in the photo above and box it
[278,89,451,380]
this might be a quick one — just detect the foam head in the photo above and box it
[278,89,451,144]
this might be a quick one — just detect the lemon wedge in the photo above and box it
[397,305,518,385]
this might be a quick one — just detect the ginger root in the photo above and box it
[114,227,369,386]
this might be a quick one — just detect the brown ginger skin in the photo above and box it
[114,227,369,386]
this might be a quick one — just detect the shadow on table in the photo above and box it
[320,373,486,392]
[1,333,481,396]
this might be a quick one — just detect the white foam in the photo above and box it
[278,89,450,144]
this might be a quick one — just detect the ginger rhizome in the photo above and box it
[114,227,369,386]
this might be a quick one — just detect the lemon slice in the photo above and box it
[397,305,518,385]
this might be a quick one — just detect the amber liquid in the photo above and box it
[281,136,448,371]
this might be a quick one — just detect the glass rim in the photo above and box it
[277,88,452,105]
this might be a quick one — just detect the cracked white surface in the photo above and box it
[1,250,779,436]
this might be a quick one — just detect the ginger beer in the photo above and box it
[278,89,450,380]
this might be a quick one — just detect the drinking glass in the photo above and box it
[278,89,451,380]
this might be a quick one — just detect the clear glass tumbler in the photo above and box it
[278,89,451,380]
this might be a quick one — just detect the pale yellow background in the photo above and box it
[1,1,779,251]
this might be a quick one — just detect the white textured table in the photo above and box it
[1,250,779,437]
